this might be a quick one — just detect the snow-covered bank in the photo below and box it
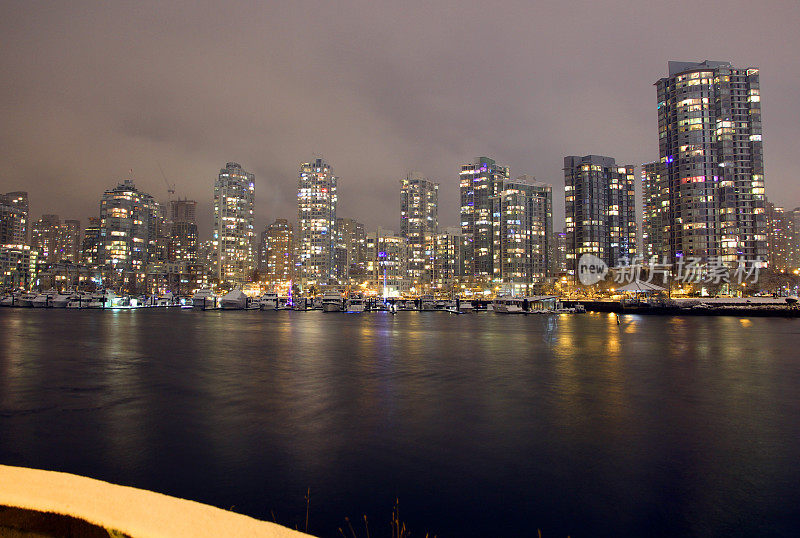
[0,465,312,538]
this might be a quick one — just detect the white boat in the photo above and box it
[345,294,365,313]
[52,292,76,308]
[192,289,216,308]
[259,292,279,310]
[457,298,474,312]
[0,294,16,307]
[32,290,57,308]
[493,296,526,314]
[88,290,118,309]
[15,292,39,307]
[322,291,344,312]
[66,292,91,308]
[220,289,248,310]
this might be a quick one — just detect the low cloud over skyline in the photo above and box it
[2,0,799,237]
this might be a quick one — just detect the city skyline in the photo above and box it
[2,2,799,237]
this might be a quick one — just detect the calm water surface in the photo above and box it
[1,309,799,537]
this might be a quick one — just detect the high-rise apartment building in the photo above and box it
[81,217,102,266]
[564,155,637,273]
[460,157,511,280]
[335,217,367,284]
[654,60,766,263]
[400,173,439,288]
[490,175,552,292]
[552,230,568,276]
[0,244,37,289]
[99,180,160,277]
[766,202,795,273]
[30,215,80,265]
[0,191,29,245]
[213,162,255,285]
[30,215,63,264]
[641,161,670,260]
[170,199,197,224]
[792,208,800,271]
[169,199,198,264]
[62,220,82,263]
[297,158,337,286]
[366,228,408,297]
[432,226,465,291]
[260,218,293,285]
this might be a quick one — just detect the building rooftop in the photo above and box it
[667,60,731,76]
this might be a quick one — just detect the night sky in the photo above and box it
[2,0,798,238]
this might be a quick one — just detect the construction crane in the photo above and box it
[157,162,176,201]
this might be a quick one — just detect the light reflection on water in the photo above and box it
[1,309,799,537]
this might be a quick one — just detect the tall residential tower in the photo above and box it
[653,60,767,263]
[564,155,637,274]
[213,162,255,286]
[460,157,510,280]
[400,172,439,289]
[297,158,337,286]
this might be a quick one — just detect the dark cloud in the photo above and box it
[1,0,799,237]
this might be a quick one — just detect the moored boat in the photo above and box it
[493,296,526,314]
[32,290,57,308]
[220,289,248,310]
[15,292,39,307]
[419,294,436,311]
[87,290,118,309]
[52,292,77,308]
[322,291,344,312]
[259,292,279,310]
[192,288,216,308]
[345,294,365,313]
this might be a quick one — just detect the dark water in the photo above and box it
[1,309,799,537]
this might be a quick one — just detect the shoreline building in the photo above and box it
[564,155,637,274]
[792,208,800,271]
[260,218,293,286]
[0,244,37,290]
[98,179,160,290]
[766,202,795,273]
[213,162,255,286]
[169,199,198,264]
[460,157,511,282]
[366,228,409,297]
[297,158,337,287]
[81,218,102,267]
[491,175,552,293]
[652,60,767,263]
[30,215,82,266]
[30,215,63,265]
[400,173,439,290]
[0,191,29,245]
[335,217,367,285]
[552,230,568,276]
[642,161,670,260]
[432,226,465,292]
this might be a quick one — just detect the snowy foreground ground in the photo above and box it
[672,297,796,305]
[0,465,312,538]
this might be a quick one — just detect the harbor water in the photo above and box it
[1,309,798,536]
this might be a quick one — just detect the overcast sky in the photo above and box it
[1,0,799,238]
